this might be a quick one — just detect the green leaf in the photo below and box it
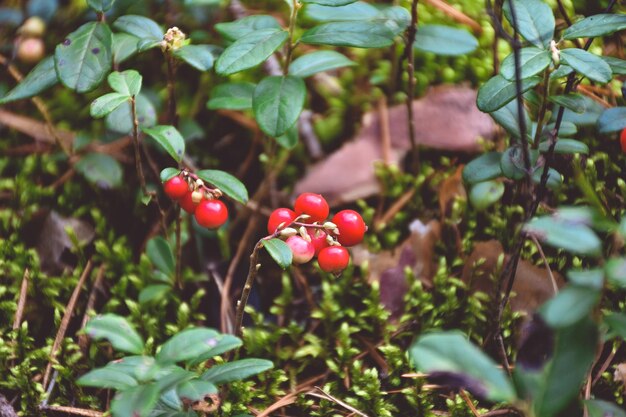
[112,33,140,65]
[111,384,159,417]
[177,379,218,401]
[275,123,299,149]
[586,400,626,417]
[602,56,626,75]
[113,15,163,46]
[215,15,281,42]
[75,153,123,189]
[558,94,604,127]
[305,1,379,21]
[196,169,249,204]
[160,167,181,182]
[90,92,128,118]
[146,236,175,275]
[173,45,215,71]
[560,49,612,83]
[538,139,588,155]
[409,332,516,402]
[85,314,144,354]
[462,152,503,184]
[499,147,537,180]
[597,107,626,133]
[500,47,551,80]
[524,215,602,256]
[142,125,185,163]
[87,0,114,12]
[476,74,541,113]
[262,238,293,269]
[192,335,242,363]
[540,285,600,328]
[603,312,626,340]
[469,180,505,211]
[301,0,356,5]
[548,94,588,114]
[564,14,626,40]
[77,367,138,390]
[106,93,157,134]
[0,56,58,104]
[215,28,288,76]
[139,284,171,304]
[490,99,531,139]
[532,167,562,190]
[413,24,478,56]
[201,359,274,385]
[153,366,195,392]
[289,51,356,78]
[108,70,142,96]
[156,328,220,364]
[207,82,255,111]
[253,76,306,137]
[105,356,159,381]
[503,0,555,49]
[605,257,626,288]
[55,22,113,93]
[300,21,396,48]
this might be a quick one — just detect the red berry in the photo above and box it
[195,199,228,229]
[163,176,188,200]
[307,228,329,256]
[294,193,329,222]
[318,246,350,273]
[180,191,199,214]
[621,128,626,153]
[332,210,366,247]
[267,208,297,234]
[286,236,315,264]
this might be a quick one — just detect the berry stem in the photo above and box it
[175,205,183,289]
[283,0,300,75]
[130,96,148,196]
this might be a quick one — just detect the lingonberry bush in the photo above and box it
[1,0,626,416]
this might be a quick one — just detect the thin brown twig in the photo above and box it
[235,240,263,337]
[530,235,558,294]
[459,390,480,417]
[39,405,104,417]
[424,0,482,33]
[374,188,416,231]
[378,96,392,166]
[307,386,371,417]
[405,0,420,171]
[43,260,94,388]
[12,269,29,330]
[79,264,106,352]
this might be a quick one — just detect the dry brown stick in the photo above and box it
[79,264,106,352]
[39,405,104,417]
[43,260,94,388]
[530,235,558,295]
[308,386,371,417]
[254,392,299,417]
[374,188,416,231]
[12,269,29,330]
[459,390,481,417]
[424,0,483,33]
[378,96,392,166]
[592,344,618,386]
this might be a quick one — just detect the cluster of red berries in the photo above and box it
[163,172,228,229]
[268,193,367,274]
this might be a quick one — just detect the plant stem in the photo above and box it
[166,53,178,128]
[235,240,263,336]
[283,0,300,75]
[175,206,183,288]
[130,96,149,196]
[406,0,419,171]
[532,69,551,147]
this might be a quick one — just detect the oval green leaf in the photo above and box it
[263,238,293,269]
[196,169,249,204]
[160,167,181,182]
[215,15,281,42]
[503,0,555,49]
[113,15,163,43]
[90,92,128,118]
[112,33,139,65]
[597,107,626,133]
[77,367,138,390]
[111,384,159,417]
[524,215,602,256]
[75,153,123,189]
[560,48,612,84]
[215,28,288,76]
[253,75,306,137]
[300,21,396,48]
[142,125,185,163]
[301,0,357,5]
[469,180,505,211]
[540,285,600,328]
[201,359,274,385]
[156,328,220,364]
[413,24,478,56]
[477,74,541,113]
[564,14,626,40]
[106,93,157,134]
[462,152,503,184]
[490,99,531,140]
[207,82,256,111]
[85,314,144,354]
[108,70,142,96]
[146,236,175,275]
[173,44,215,71]
[538,139,588,154]
[500,47,551,80]
[289,50,356,78]
[177,379,218,401]
[87,0,114,12]
[0,56,58,104]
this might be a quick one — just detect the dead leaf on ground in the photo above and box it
[614,363,626,391]
[438,165,467,219]
[294,86,496,205]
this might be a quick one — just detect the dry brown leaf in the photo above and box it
[438,165,467,219]
[614,363,626,392]
[294,86,495,205]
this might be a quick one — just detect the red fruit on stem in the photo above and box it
[332,210,367,247]
[294,193,329,222]
[318,246,350,273]
[180,191,199,214]
[307,228,329,256]
[620,128,626,153]
[267,208,297,234]
[163,176,188,200]
[195,200,228,229]
[286,236,315,264]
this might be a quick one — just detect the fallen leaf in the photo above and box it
[438,165,467,219]
[614,363,626,392]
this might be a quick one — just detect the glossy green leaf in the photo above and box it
[500,47,551,80]
[503,0,555,49]
[84,314,144,354]
[215,15,281,42]
[603,312,626,340]
[548,94,588,114]
[263,238,293,269]
[55,21,112,93]
[275,123,299,149]
[139,284,171,304]
[77,366,138,390]
[173,45,215,71]
[207,82,255,110]
[597,107,626,133]
[215,28,288,75]
[156,328,220,364]
[538,139,588,155]
[191,334,243,364]
[289,51,355,78]
[104,356,159,381]
[201,359,274,385]
[469,180,504,211]
[87,0,114,12]
[476,74,541,113]
[413,24,478,56]
[560,49,612,83]
[532,167,562,190]
[146,236,175,275]
[462,152,502,184]
[112,33,139,65]
[602,56,626,75]
[160,168,180,182]
[490,99,531,139]
[106,93,157,134]
[142,125,185,163]
[113,15,163,45]
[75,153,123,189]
[301,0,356,5]
[153,366,195,392]
[524,215,602,256]
[605,257,626,288]
[108,70,142,96]
[558,94,604,126]
[500,147,537,180]
[549,64,574,79]
[177,379,218,401]
[111,384,159,417]
[409,332,516,402]
[90,92,128,118]
[196,169,249,204]
[253,76,306,137]
[563,14,626,40]
[304,1,379,21]
[586,400,626,417]
[0,56,58,104]
[540,285,600,328]
[300,21,397,48]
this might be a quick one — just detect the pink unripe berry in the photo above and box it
[286,236,315,265]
